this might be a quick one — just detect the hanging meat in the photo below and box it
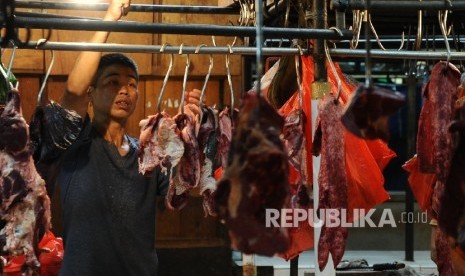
[316,95,347,271]
[138,112,184,176]
[165,112,201,210]
[341,84,405,142]
[29,95,82,197]
[197,106,220,216]
[0,90,52,274]
[282,109,310,208]
[439,71,465,254]
[416,82,435,173]
[214,92,290,256]
[217,106,233,168]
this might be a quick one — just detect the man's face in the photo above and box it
[91,64,139,122]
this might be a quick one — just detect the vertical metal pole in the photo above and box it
[242,0,264,274]
[313,0,327,82]
[405,75,417,262]
[290,255,299,276]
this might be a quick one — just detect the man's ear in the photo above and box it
[87,86,94,101]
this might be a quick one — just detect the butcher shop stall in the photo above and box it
[1,0,465,275]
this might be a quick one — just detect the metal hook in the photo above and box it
[365,0,373,88]
[415,0,423,50]
[212,36,217,47]
[226,45,235,117]
[324,40,342,103]
[6,40,17,88]
[38,39,55,105]
[294,45,303,114]
[196,44,213,108]
[439,10,451,66]
[158,44,174,113]
[179,44,190,114]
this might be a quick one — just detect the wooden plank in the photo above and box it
[2,7,45,73]
[144,78,221,117]
[154,0,241,77]
[16,76,40,123]
[45,0,154,76]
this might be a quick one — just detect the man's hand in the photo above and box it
[184,89,204,119]
[105,0,131,21]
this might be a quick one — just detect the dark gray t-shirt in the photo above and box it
[32,104,168,276]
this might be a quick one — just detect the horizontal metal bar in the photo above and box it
[330,48,465,60]
[15,11,100,21]
[15,1,239,15]
[14,17,352,39]
[17,41,310,56]
[331,0,465,11]
[10,41,465,60]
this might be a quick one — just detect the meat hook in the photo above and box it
[179,43,191,115]
[415,0,423,51]
[5,40,17,88]
[364,0,373,88]
[226,44,235,117]
[38,39,55,105]
[324,38,342,104]
[439,10,451,67]
[294,44,303,112]
[157,43,174,113]
[195,44,213,109]
[294,44,303,123]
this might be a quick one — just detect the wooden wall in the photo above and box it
[7,0,244,249]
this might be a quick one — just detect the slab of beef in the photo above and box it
[165,112,200,210]
[317,96,347,271]
[0,90,51,274]
[217,107,233,168]
[29,100,82,197]
[282,109,305,170]
[416,82,435,173]
[432,227,457,275]
[138,112,184,175]
[197,107,220,216]
[341,84,405,142]
[282,109,311,208]
[214,93,290,256]
[439,74,465,253]
[428,62,461,219]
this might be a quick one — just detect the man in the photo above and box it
[33,0,202,275]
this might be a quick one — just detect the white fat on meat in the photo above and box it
[138,113,184,175]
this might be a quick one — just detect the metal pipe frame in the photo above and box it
[13,16,352,40]
[330,48,465,60]
[15,0,239,15]
[16,41,310,55]
[313,0,328,81]
[331,0,465,11]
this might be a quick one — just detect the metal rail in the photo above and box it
[14,16,352,39]
[15,1,239,15]
[331,0,465,11]
[15,41,310,55]
[330,48,465,60]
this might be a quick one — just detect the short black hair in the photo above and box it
[92,53,139,87]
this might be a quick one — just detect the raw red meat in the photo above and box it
[214,93,290,256]
[416,82,435,173]
[428,62,461,219]
[138,112,184,175]
[197,107,220,216]
[0,90,51,274]
[317,95,347,271]
[341,84,405,142]
[217,107,233,168]
[165,112,200,210]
